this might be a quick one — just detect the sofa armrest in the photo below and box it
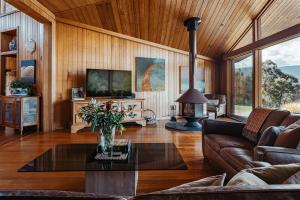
[202,119,245,137]
[254,146,300,165]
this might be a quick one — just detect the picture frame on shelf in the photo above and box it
[72,87,85,100]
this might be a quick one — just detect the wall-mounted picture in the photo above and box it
[135,57,165,92]
[20,60,36,84]
[179,65,205,94]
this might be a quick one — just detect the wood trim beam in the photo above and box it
[224,23,300,59]
[227,24,252,54]
[5,0,55,23]
[255,0,276,20]
[56,17,216,62]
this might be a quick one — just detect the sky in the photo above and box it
[234,55,253,69]
[262,37,300,67]
[235,37,300,68]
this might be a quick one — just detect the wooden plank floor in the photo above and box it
[0,121,218,194]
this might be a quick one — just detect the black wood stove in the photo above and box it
[166,17,208,131]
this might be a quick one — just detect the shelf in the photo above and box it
[1,50,17,56]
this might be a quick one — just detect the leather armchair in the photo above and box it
[204,94,226,118]
[254,146,300,165]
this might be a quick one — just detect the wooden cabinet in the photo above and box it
[71,98,146,133]
[0,96,39,135]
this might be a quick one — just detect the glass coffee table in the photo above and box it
[19,143,187,196]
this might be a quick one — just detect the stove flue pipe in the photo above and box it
[184,17,201,90]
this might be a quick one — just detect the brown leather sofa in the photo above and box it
[202,110,300,177]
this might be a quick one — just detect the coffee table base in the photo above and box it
[85,170,138,196]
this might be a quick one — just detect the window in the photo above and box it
[232,54,253,117]
[261,37,300,113]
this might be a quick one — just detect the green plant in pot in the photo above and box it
[10,80,32,96]
[78,99,126,155]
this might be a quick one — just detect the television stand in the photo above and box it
[71,98,146,133]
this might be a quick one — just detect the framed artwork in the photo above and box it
[179,65,205,94]
[72,87,85,100]
[135,57,165,92]
[20,60,36,84]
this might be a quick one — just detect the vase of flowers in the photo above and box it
[78,99,125,155]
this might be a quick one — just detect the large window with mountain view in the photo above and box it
[232,54,253,117]
[261,37,300,113]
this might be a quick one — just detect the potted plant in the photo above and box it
[78,99,126,155]
[9,80,32,96]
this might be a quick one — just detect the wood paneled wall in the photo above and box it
[55,22,219,130]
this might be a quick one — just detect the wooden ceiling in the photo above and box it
[36,0,277,58]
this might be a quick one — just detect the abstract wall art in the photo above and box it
[135,57,165,92]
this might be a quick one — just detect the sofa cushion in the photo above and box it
[257,126,285,146]
[281,114,300,127]
[162,174,227,192]
[135,185,300,200]
[220,147,253,171]
[227,171,268,186]
[259,110,290,135]
[207,99,219,106]
[274,119,300,148]
[283,171,300,184]
[207,106,217,112]
[242,108,273,143]
[204,134,254,153]
[244,163,300,184]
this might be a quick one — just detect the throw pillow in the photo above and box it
[242,108,273,144]
[244,164,300,184]
[207,99,219,106]
[169,173,227,189]
[151,173,226,194]
[227,171,268,186]
[257,126,285,146]
[283,171,300,184]
[274,119,300,148]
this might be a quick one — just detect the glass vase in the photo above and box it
[97,127,115,156]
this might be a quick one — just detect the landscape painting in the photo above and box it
[180,65,205,94]
[20,60,36,84]
[135,57,165,92]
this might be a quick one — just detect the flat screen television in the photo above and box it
[86,69,132,97]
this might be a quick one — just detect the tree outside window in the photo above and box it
[262,37,300,113]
